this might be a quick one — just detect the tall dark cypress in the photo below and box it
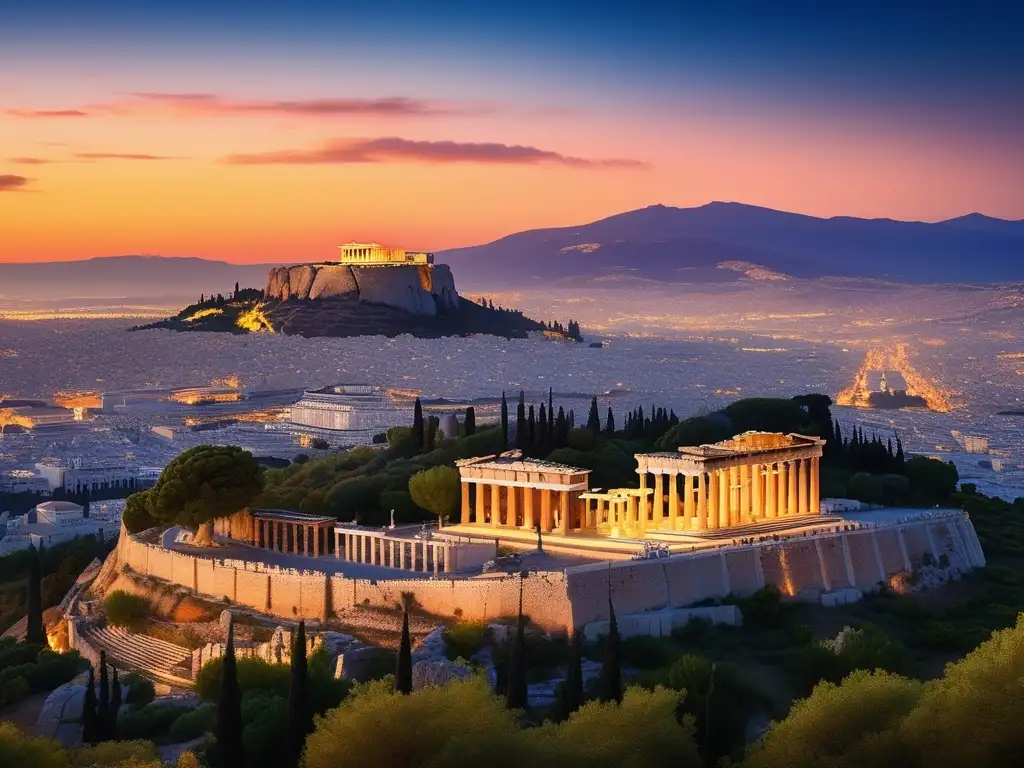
[555,407,568,448]
[25,544,45,645]
[586,397,601,434]
[464,406,476,436]
[412,398,425,450]
[395,604,413,694]
[98,651,110,741]
[515,391,527,450]
[109,667,121,739]
[527,405,536,454]
[501,392,509,448]
[564,630,584,716]
[215,620,244,768]
[287,621,312,768]
[599,597,622,704]
[82,667,98,745]
[548,388,554,436]
[538,404,549,451]
[605,407,615,435]
[505,576,528,711]
[895,434,905,468]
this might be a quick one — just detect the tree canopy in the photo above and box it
[408,466,461,527]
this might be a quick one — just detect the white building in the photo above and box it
[35,460,145,494]
[0,501,120,554]
[274,385,402,446]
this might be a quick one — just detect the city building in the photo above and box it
[276,385,401,445]
[454,431,825,539]
[0,500,118,554]
[2,406,77,430]
[35,459,147,494]
[337,242,433,265]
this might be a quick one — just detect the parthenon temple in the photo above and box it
[455,432,825,539]
[337,241,433,265]
[249,510,337,556]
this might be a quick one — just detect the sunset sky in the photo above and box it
[2,0,1022,263]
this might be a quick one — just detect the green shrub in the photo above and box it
[69,740,160,768]
[122,672,155,708]
[241,690,288,768]
[195,656,291,702]
[169,703,215,742]
[27,650,84,691]
[619,635,678,670]
[104,590,151,629]
[117,703,192,740]
[0,675,30,706]
[444,622,489,661]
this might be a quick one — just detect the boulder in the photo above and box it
[265,267,287,298]
[411,625,447,664]
[219,610,233,639]
[411,659,473,691]
[288,265,318,300]
[351,265,436,315]
[308,265,359,300]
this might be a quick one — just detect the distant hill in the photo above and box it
[439,202,1024,286]
[0,255,272,301]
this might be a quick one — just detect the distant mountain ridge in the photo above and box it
[438,202,1024,285]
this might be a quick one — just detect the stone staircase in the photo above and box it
[80,624,193,687]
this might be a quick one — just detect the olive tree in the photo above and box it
[408,466,461,528]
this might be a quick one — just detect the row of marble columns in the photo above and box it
[585,457,820,533]
[460,481,577,534]
[334,530,453,573]
[254,519,330,557]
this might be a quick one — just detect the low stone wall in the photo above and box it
[109,512,984,633]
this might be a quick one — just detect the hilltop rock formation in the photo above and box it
[266,263,458,315]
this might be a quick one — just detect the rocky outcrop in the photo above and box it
[265,262,459,315]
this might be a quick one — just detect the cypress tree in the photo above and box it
[412,398,425,450]
[82,486,91,518]
[548,388,554,436]
[586,397,601,434]
[464,406,476,436]
[599,597,622,704]
[98,651,110,742]
[214,620,244,768]
[555,407,568,448]
[538,404,549,451]
[564,630,584,716]
[527,405,536,454]
[25,544,45,645]
[515,391,527,450]
[82,667,98,745]
[234,281,240,298]
[109,667,121,739]
[501,392,509,448]
[895,434,905,469]
[287,621,312,768]
[605,407,615,435]
[505,576,528,711]
[395,603,413,694]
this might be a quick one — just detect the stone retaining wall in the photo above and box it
[109,512,984,632]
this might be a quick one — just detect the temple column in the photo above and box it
[788,460,798,516]
[508,485,518,527]
[810,457,820,514]
[524,487,535,530]
[432,544,439,574]
[491,484,501,527]
[706,472,718,530]
[638,473,649,531]
[751,464,762,521]
[461,482,470,525]
[739,465,751,523]
[559,491,570,535]
[718,470,729,528]
[475,483,485,525]
[765,464,777,518]
[776,462,788,517]
[541,489,552,532]
[653,472,664,528]
[399,541,406,569]
[444,545,452,573]
[683,474,694,529]
[728,466,740,526]
[669,473,680,529]
[798,458,809,515]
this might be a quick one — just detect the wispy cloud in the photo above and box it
[0,174,30,192]
[74,152,182,161]
[222,137,647,168]
[5,93,485,119]
[8,157,53,165]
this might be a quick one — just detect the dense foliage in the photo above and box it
[0,638,85,708]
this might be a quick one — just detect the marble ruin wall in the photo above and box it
[264,263,459,315]
[113,514,984,632]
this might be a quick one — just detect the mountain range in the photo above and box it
[1,202,1021,301]
[439,202,1024,286]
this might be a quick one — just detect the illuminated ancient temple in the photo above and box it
[337,242,433,265]
[455,432,825,540]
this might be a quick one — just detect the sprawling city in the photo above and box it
[1,2,1022,767]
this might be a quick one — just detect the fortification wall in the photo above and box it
[109,513,984,632]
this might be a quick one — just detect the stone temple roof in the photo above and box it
[251,509,336,524]
[640,431,825,464]
[456,451,589,475]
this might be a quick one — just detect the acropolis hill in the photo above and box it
[138,242,570,339]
